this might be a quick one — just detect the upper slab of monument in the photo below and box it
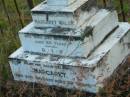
[32,0,90,13]
[47,0,77,6]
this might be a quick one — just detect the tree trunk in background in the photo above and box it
[103,0,107,7]
[27,0,34,9]
[14,0,24,27]
[119,0,126,22]
[1,0,11,25]
[0,26,3,34]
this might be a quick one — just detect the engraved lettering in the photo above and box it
[32,68,66,78]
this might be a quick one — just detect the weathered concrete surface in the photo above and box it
[47,0,76,6]
[32,8,97,28]
[31,0,97,28]
[31,0,89,12]
[19,9,118,58]
[9,23,130,93]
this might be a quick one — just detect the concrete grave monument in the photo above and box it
[9,0,130,93]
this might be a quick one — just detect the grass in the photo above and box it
[0,0,130,97]
[0,0,42,79]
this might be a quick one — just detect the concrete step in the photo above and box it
[31,0,97,28]
[19,9,118,58]
[9,23,130,93]
[47,0,77,6]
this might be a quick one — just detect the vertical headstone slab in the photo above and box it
[47,0,77,6]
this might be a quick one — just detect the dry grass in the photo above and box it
[0,55,130,97]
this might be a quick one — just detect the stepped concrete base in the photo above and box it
[19,9,118,58]
[9,23,130,93]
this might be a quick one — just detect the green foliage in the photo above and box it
[0,28,20,80]
[0,0,43,83]
[128,18,130,22]
[0,20,7,29]
[123,3,130,14]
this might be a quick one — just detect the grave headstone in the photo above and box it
[9,0,130,93]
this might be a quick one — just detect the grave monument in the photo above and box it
[9,0,130,93]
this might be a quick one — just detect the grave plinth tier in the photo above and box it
[9,23,130,93]
[31,0,97,28]
[47,0,77,6]
[19,9,118,58]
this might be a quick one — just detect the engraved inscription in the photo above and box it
[34,20,74,26]
[32,68,66,78]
